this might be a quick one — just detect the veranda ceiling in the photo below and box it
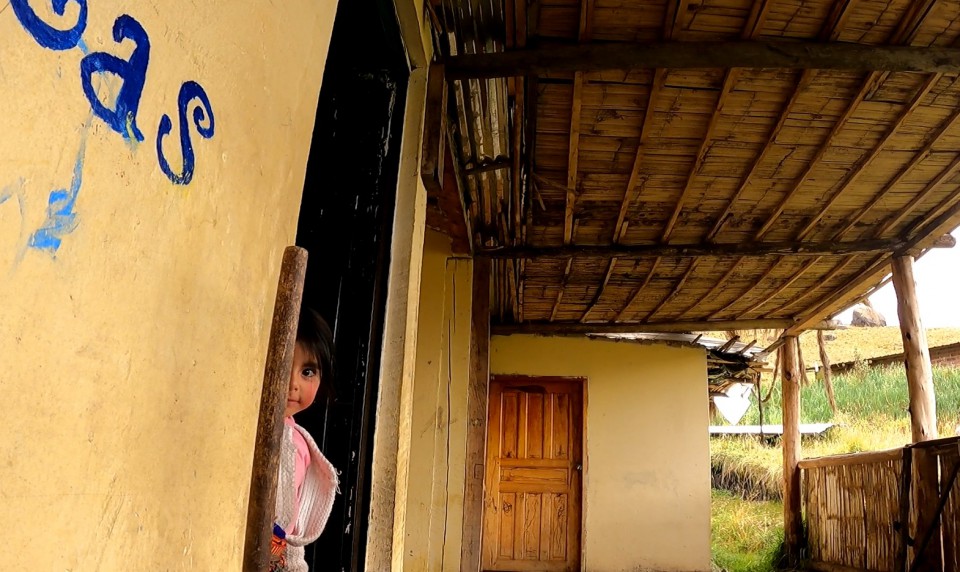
[429,0,960,337]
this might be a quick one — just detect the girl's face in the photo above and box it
[285,342,321,418]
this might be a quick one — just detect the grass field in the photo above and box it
[710,362,960,571]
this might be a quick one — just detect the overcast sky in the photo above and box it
[834,228,960,328]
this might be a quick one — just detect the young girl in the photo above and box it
[271,308,339,572]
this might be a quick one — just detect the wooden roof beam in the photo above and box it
[752,73,881,241]
[661,0,773,243]
[492,318,838,336]
[739,257,821,318]
[443,42,960,79]
[476,236,954,259]
[644,259,701,321]
[563,0,593,246]
[704,0,856,241]
[549,259,574,321]
[579,257,618,322]
[798,73,941,241]
[676,257,743,319]
[708,259,782,320]
[615,257,661,322]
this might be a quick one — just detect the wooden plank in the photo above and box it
[754,72,882,241]
[443,41,960,79]
[579,257,617,322]
[616,256,661,322]
[613,68,666,243]
[801,73,941,241]
[912,447,944,571]
[875,152,960,240]
[461,259,491,572]
[550,259,574,321]
[477,237,927,259]
[494,318,798,335]
[677,257,742,318]
[783,335,803,565]
[798,448,903,470]
[645,259,700,321]
[565,73,583,246]
[892,255,938,443]
[243,246,308,572]
[709,258,781,320]
[740,257,821,318]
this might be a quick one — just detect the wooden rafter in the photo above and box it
[616,257,661,322]
[756,2,934,241]
[565,74,583,245]
[798,73,941,240]
[753,74,881,240]
[677,257,743,319]
[644,259,701,321]
[443,41,960,79]
[775,258,856,315]
[612,69,666,243]
[786,255,888,335]
[704,0,856,241]
[869,151,960,240]
[477,236,935,259]
[580,257,617,322]
[611,2,681,244]
[739,257,821,318]
[708,258,781,319]
[493,319,839,335]
[550,258,574,321]
[660,0,773,243]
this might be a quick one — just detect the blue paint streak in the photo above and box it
[11,0,88,51]
[80,15,150,142]
[77,38,89,55]
[29,140,87,254]
[157,81,215,185]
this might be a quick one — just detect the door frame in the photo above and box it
[480,374,588,572]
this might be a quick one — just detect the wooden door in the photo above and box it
[481,376,583,572]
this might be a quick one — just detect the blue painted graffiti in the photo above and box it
[13,2,215,184]
[157,81,216,185]
[29,136,88,253]
[11,0,88,50]
[80,15,150,142]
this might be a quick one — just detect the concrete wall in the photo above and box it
[491,336,712,572]
[401,230,473,571]
[1,1,337,569]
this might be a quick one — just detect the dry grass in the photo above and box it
[799,326,960,366]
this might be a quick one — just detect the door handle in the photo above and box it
[575,463,582,471]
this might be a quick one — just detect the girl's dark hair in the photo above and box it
[297,307,336,401]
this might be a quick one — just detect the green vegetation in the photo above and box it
[710,364,960,571]
[711,489,784,572]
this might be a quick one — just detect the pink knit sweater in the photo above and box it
[275,422,338,572]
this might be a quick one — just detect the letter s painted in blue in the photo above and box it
[11,0,87,50]
[156,81,215,185]
[79,15,150,141]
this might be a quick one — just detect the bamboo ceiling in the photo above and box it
[430,0,960,337]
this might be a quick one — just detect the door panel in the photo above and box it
[482,377,583,572]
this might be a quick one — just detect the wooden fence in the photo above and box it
[800,436,960,572]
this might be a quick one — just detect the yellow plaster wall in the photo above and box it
[402,230,473,572]
[0,1,338,569]
[491,336,712,572]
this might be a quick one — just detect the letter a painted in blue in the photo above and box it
[11,0,88,50]
[80,15,150,142]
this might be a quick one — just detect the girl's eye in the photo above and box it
[301,367,317,378]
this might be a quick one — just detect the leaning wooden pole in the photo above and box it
[891,255,938,442]
[782,335,803,564]
[243,246,308,572]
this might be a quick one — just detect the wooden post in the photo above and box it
[782,335,803,564]
[243,246,308,572]
[891,255,938,442]
[891,255,942,572]
[460,259,491,572]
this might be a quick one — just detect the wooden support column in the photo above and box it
[892,255,942,571]
[460,259,491,572]
[892,255,938,442]
[782,335,803,564]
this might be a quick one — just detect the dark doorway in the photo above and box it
[293,0,408,569]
